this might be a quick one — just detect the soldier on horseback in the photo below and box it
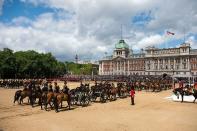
[48,82,53,92]
[53,82,60,93]
[62,81,69,94]
[42,82,48,93]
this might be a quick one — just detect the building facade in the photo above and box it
[99,39,197,76]
[99,39,145,75]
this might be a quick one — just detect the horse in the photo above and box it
[41,92,55,111]
[53,92,71,112]
[31,86,42,107]
[13,90,22,104]
[173,87,184,102]
[172,87,197,103]
[193,89,197,103]
[19,88,33,105]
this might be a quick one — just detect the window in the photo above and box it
[165,65,168,69]
[147,64,150,70]
[183,64,186,69]
[155,65,158,70]
[160,64,163,70]
[176,65,179,69]
[171,65,174,69]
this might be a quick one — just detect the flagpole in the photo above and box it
[121,24,123,40]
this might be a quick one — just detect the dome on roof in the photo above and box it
[115,39,129,49]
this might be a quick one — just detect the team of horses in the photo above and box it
[13,81,131,112]
[5,76,196,113]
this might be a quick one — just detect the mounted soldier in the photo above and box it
[42,82,48,94]
[48,82,53,92]
[62,81,69,94]
[53,82,60,93]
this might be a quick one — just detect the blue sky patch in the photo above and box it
[160,39,184,49]
[132,10,153,27]
[0,0,56,23]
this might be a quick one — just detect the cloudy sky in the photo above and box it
[0,0,197,61]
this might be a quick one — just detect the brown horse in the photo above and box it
[31,88,42,107]
[41,92,54,111]
[19,89,33,105]
[13,90,22,104]
[53,92,71,112]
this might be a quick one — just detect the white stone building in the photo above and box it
[99,40,197,76]
[145,43,197,75]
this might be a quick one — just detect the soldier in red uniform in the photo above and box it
[130,84,135,105]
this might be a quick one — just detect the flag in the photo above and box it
[167,31,175,35]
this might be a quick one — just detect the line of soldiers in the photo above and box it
[0,79,24,88]
[40,81,70,94]
[0,79,44,89]
[0,79,70,94]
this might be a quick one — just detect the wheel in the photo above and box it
[113,94,116,101]
[85,97,90,106]
[91,95,97,102]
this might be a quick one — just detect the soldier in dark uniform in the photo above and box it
[48,82,53,92]
[36,85,42,93]
[62,81,69,94]
[42,82,48,93]
[54,82,60,93]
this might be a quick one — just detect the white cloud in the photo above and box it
[0,12,109,61]
[133,34,164,49]
[0,0,197,61]
[186,36,197,48]
[12,16,32,26]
